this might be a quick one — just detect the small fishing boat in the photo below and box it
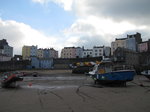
[89,60,136,86]
[141,70,150,80]
[1,72,23,88]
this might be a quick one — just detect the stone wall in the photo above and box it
[0,60,30,72]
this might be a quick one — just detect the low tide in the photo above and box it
[0,70,150,112]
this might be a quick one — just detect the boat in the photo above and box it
[89,60,136,86]
[1,72,23,88]
[141,70,150,80]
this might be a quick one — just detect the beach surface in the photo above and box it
[0,70,150,112]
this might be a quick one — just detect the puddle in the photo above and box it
[22,84,78,90]
[23,76,86,81]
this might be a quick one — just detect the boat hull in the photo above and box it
[1,76,23,88]
[92,70,135,84]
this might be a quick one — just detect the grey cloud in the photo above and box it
[80,35,108,48]
[80,0,150,25]
[68,34,109,49]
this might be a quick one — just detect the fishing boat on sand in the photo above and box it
[89,60,136,86]
[0,72,23,88]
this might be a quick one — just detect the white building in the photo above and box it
[0,54,12,61]
[75,47,83,58]
[61,46,111,58]
[104,46,111,58]
[82,49,93,58]
[92,46,104,57]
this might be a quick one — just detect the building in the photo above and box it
[138,39,150,70]
[61,46,110,58]
[30,45,38,57]
[113,47,139,67]
[43,49,50,58]
[0,54,12,61]
[103,46,111,58]
[0,49,4,54]
[31,57,40,69]
[111,38,127,55]
[49,48,58,58]
[40,58,53,69]
[0,39,8,47]
[138,39,150,53]
[22,45,38,60]
[139,52,150,69]
[61,47,79,58]
[75,47,83,58]
[0,39,13,57]
[30,57,53,69]
[3,45,13,57]
[23,46,58,60]
[37,48,44,58]
[37,48,58,59]
[111,32,142,55]
[92,46,104,58]
[82,49,93,58]
[126,32,142,51]
[22,46,30,60]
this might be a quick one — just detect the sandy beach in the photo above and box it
[0,70,150,112]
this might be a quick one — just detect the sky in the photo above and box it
[0,0,150,55]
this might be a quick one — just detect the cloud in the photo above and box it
[73,0,150,25]
[0,19,60,55]
[32,0,150,39]
[2,0,149,56]
[63,0,150,48]
[32,0,73,11]
[63,16,147,47]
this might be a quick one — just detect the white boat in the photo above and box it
[141,70,150,80]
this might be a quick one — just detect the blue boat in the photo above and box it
[89,60,136,86]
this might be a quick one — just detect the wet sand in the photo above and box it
[0,70,150,112]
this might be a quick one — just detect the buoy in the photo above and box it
[28,82,32,87]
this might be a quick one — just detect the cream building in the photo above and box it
[37,49,44,58]
[111,38,127,55]
[22,45,38,60]
[61,47,76,58]
[61,47,83,58]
